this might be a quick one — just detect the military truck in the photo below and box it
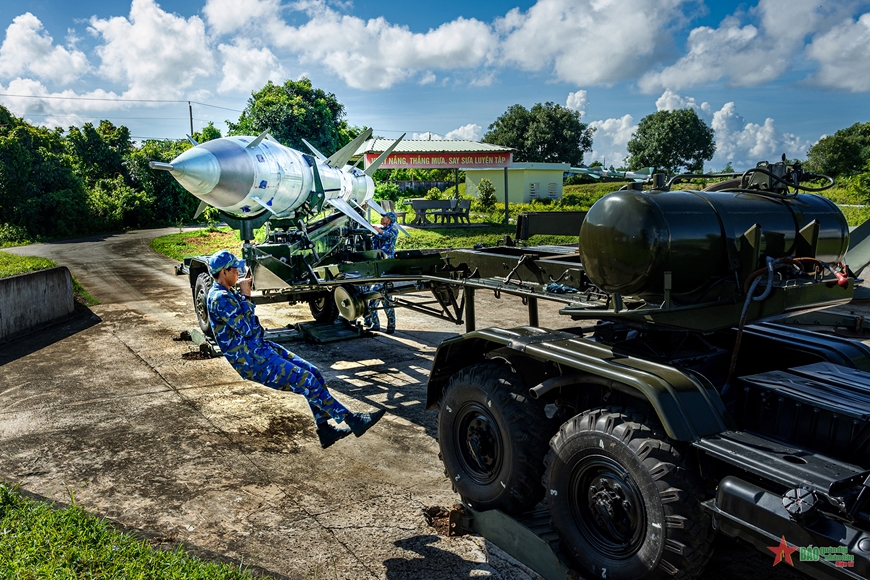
[426,159,870,580]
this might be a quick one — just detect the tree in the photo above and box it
[66,121,132,187]
[193,121,222,143]
[483,102,594,166]
[626,109,715,175]
[226,78,363,154]
[477,178,497,211]
[805,122,870,177]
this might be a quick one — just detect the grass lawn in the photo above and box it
[0,483,269,580]
[0,252,98,306]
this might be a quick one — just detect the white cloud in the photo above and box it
[418,71,436,85]
[266,2,496,90]
[203,0,284,36]
[806,13,870,92]
[587,114,637,167]
[655,89,711,117]
[88,0,215,99]
[566,90,587,114]
[445,123,483,141]
[639,0,865,93]
[0,13,90,85]
[412,131,443,140]
[710,101,812,167]
[0,78,126,129]
[217,39,286,94]
[497,0,688,86]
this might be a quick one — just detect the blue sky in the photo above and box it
[1,0,868,170]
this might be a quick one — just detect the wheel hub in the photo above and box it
[570,455,647,557]
[455,404,502,483]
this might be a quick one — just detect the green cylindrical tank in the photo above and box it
[578,189,849,297]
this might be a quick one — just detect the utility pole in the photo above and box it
[188,102,193,136]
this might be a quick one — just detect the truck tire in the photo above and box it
[309,293,339,323]
[544,407,713,580]
[437,361,551,515]
[193,272,214,337]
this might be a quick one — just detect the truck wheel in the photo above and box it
[309,293,338,323]
[437,361,551,515]
[544,407,713,580]
[193,272,214,337]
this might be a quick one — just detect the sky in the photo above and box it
[0,0,869,170]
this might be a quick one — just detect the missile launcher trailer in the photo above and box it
[427,159,870,580]
[166,146,870,579]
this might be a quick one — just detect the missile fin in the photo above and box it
[193,201,210,220]
[364,134,405,176]
[366,200,386,215]
[187,135,199,146]
[353,199,410,237]
[247,130,270,149]
[251,196,279,216]
[326,198,379,235]
[328,128,373,169]
[302,139,328,162]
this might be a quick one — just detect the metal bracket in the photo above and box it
[448,505,473,536]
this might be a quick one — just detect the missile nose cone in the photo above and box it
[166,146,221,197]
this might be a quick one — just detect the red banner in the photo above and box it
[364,152,511,169]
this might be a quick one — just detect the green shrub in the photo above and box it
[374,182,401,202]
[477,178,497,211]
[425,186,444,200]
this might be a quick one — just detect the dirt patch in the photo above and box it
[423,505,455,536]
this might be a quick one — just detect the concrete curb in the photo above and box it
[0,266,74,344]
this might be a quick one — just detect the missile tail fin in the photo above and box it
[328,128,373,169]
[364,134,405,176]
[302,139,328,162]
[366,199,386,215]
[187,135,199,146]
[355,199,409,237]
[251,196,279,216]
[326,198,379,235]
[247,130,270,149]
[193,201,210,220]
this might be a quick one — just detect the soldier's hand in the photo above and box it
[238,273,252,297]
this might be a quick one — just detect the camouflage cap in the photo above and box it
[208,250,245,275]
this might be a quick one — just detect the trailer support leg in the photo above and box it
[465,287,476,333]
[528,296,539,327]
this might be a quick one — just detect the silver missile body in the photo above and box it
[150,129,403,233]
[152,136,372,218]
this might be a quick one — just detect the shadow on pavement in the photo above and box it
[0,306,102,366]
[384,535,489,579]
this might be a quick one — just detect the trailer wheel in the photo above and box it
[437,361,551,515]
[193,272,214,337]
[544,407,713,580]
[309,293,338,323]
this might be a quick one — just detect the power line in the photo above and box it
[0,93,244,112]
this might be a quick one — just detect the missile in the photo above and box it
[149,128,403,234]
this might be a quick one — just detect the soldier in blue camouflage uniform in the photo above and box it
[364,212,399,333]
[206,250,385,448]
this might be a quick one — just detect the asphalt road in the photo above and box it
[1,228,804,580]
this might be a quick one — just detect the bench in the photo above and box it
[409,199,452,225]
[438,199,471,224]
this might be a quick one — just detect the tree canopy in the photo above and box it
[482,102,594,166]
[804,122,870,178]
[226,78,363,154]
[626,109,716,175]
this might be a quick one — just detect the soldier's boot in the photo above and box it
[345,409,387,438]
[316,423,352,449]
